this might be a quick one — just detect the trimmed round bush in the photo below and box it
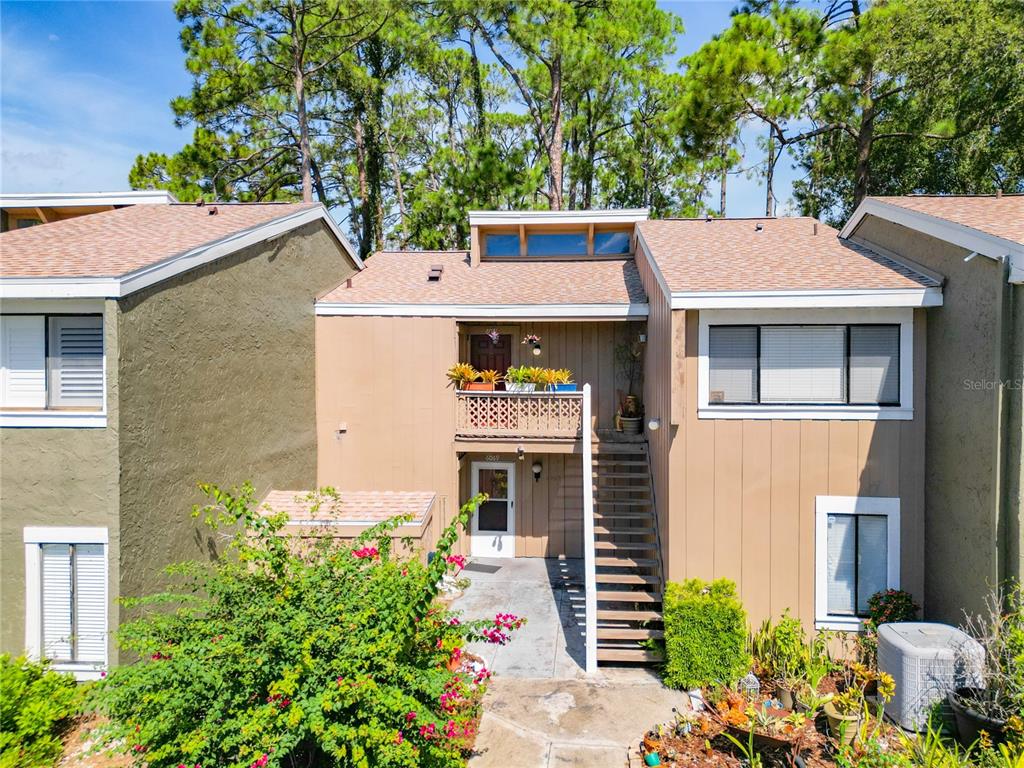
[662,578,750,690]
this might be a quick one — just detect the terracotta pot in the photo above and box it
[948,689,1007,747]
[824,700,862,746]
[463,382,494,391]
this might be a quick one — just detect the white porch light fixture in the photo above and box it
[647,417,661,431]
[532,461,543,481]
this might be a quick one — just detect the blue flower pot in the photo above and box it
[553,383,577,392]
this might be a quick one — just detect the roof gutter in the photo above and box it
[669,286,943,310]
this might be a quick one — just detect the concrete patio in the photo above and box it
[451,557,688,767]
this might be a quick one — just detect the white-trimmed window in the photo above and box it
[1,314,105,426]
[698,308,913,420]
[815,497,900,630]
[24,527,109,680]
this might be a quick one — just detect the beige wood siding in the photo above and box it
[316,315,460,544]
[458,451,584,558]
[662,311,927,628]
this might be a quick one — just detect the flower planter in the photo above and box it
[463,382,494,392]
[553,383,577,392]
[726,724,794,751]
[506,382,536,393]
[620,416,642,435]
[948,689,1006,747]
[824,700,862,746]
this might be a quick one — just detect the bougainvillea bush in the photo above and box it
[89,484,523,768]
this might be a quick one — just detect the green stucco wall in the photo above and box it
[114,220,356,604]
[0,300,121,659]
[853,215,1023,620]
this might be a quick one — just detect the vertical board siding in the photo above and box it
[661,311,927,630]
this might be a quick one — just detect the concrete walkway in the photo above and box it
[453,558,588,678]
[468,674,689,767]
[451,558,686,766]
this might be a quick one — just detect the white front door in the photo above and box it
[470,462,515,558]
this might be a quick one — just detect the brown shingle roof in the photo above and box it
[637,217,939,293]
[0,201,318,278]
[870,195,1024,245]
[261,489,435,524]
[318,250,646,305]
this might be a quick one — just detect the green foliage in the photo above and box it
[0,655,80,768]
[867,589,920,627]
[662,579,750,690]
[88,483,523,768]
[749,611,807,683]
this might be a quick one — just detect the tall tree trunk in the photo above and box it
[852,98,875,208]
[719,141,728,216]
[310,156,327,203]
[295,67,313,203]
[468,31,486,141]
[547,56,564,210]
[383,127,408,248]
[764,130,776,217]
[353,109,371,259]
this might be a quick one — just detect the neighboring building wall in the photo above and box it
[0,300,121,659]
[116,220,356,603]
[316,315,460,540]
[457,450,584,557]
[852,215,1023,619]
[457,321,643,433]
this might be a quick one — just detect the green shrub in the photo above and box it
[88,484,523,768]
[749,611,807,683]
[0,654,79,768]
[662,578,750,690]
[866,589,919,626]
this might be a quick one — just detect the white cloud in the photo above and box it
[48,33,59,42]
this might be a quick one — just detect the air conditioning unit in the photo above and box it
[877,622,984,731]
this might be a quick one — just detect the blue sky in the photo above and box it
[0,1,803,217]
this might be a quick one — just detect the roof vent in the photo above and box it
[754,222,764,232]
[996,189,1003,198]
[196,199,205,207]
[813,222,819,236]
[208,206,218,215]
[705,212,712,222]
[427,264,444,282]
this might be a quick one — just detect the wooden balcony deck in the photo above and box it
[455,391,583,440]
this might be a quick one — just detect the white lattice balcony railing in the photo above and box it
[455,391,584,439]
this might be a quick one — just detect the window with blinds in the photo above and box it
[0,315,103,411]
[824,514,888,617]
[708,324,899,406]
[39,543,107,664]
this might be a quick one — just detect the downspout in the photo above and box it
[992,254,1013,594]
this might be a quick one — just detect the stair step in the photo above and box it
[591,459,648,465]
[591,443,648,454]
[594,485,651,493]
[596,573,661,585]
[595,557,659,568]
[594,500,651,507]
[597,591,663,603]
[594,541,658,551]
[594,526,657,535]
[597,609,662,622]
[597,647,664,663]
[596,627,664,640]
[593,513,656,522]
[592,471,651,479]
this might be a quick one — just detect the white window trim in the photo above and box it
[697,307,914,420]
[24,526,109,680]
[814,496,900,631]
[1,311,108,428]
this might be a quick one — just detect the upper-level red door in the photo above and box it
[470,333,511,389]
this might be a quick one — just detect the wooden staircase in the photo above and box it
[590,440,664,665]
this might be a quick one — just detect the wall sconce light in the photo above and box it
[647,417,661,431]
[522,334,542,356]
[638,333,647,343]
[517,446,525,461]
[532,461,543,481]
[532,344,542,356]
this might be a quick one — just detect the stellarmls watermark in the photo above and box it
[962,378,1024,391]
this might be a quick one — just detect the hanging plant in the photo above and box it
[487,329,501,345]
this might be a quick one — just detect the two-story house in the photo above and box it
[0,200,361,678]
[313,208,943,669]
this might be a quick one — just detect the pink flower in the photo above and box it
[419,723,436,739]
[448,617,461,626]
[444,720,458,738]
[251,754,269,768]
[446,554,467,571]
[353,546,379,560]
[406,711,417,721]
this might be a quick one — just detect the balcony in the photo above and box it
[455,391,584,440]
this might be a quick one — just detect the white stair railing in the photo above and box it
[581,383,597,673]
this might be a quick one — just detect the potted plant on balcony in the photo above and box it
[446,363,479,390]
[551,369,577,392]
[472,369,502,392]
[534,367,557,391]
[505,365,536,393]
[617,394,643,435]
[615,340,644,434]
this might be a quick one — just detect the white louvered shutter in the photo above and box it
[74,544,108,663]
[761,326,846,404]
[48,316,104,408]
[1,315,46,408]
[709,326,758,403]
[849,326,900,405]
[41,544,73,661]
[826,515,856,616]
[856,516,889,614]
